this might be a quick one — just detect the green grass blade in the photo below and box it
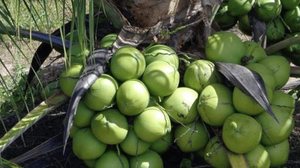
[89,0,95,52]
[0,157,21,168]
[0,92,68,153]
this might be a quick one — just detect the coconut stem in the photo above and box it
[266,36,300,55]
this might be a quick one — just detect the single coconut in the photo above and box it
[91,109,128,144]
[255,0,282,22]
[228,0,255,16]
[283,6,300,33]
[162,87,199,124]
[134,106,171,143]
[83,159,96,168]
[99,33,117,48]
[84,74,118,111]
[205,31,246,64]
[142,61,180,97]
[242,41,267,64]
[233,86,273,115]
[214,2,237,30]
[198,84,235,126]
[281,0,300,10]
[130,150,164,168]
[265,139,290,167]
[110,46,146,81]
[143,44,179,69]
[72,128,107,160]
[266,18,285,42]
[59,64,83,97]
[245,144,271,168]
[203,136,230,168]
[73,102,94,128]
[259,55,290,89]
[116,79,149,116]
[255,106,294,145]
[174,122,209,152]
[150,131,173,154]
[271,90,295,115]
[238,15,252,36]
[120,126,151,156]
[95,150,129,168]
[183,59,220,93]
[222,113,262,154]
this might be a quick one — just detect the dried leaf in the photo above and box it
[63,49,111,153]
[281,79,300,90]
[10,134,63,164]
[248,11,266,46]
[215,62,277,121]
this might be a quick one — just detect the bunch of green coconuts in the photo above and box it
[215,0,300,66]
[58,29,295,168]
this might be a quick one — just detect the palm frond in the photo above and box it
[0,92,68,153]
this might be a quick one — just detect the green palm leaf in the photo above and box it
[0,92,68,153]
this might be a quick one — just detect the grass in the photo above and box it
[0,0,72,118]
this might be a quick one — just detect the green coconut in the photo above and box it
[116,79,150,116]
[222,113,262,154]
[142,61,180,97]
[143,44,179,69]
[203,136,230,168]
[266,18,285,42]
[259,55,290,89]
[110,46,146,81]
[228,0,255,16]
[150,132,173,154]
[265,139,290,167]
[59,64,83,97]
[244,144,271,168]
[73,102,94,128]
[134,106,171,143]
[174,122,209,152]
[72,128,107,160]
[183,59,220,93]
[91,109,128,145]
[130,150,164,168]
[198,83,235,126]
[255,0,282,22]
[120,126,151,156]
[214,2,237,30]
[95,150,129,168]
[205,31,246,64]
[162,87,199,124]
[84,74,118,111]
[242,41,267,65]
[271,90,295,115]
[99,33,117,48]
[255,106,294,146]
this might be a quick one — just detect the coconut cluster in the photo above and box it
[216,0,300,66]
[203,31,294,168]
[59,31,294,168]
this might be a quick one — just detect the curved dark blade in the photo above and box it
[63,49,112,153]
[249,10,266,45]
[24,22,72,92]
[215,62,278,122]
[10,134,63,164]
